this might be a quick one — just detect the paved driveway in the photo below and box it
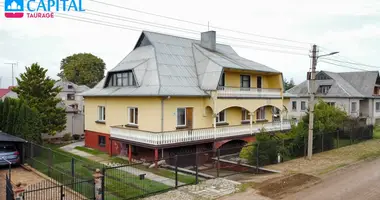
[283,158,380,200]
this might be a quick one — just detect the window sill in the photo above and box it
[125,124,138,128]
[256,119,268,123]
[241,120,253,125]
[216,122,229,126]
[95,120,106,124]
[176,126,188,130]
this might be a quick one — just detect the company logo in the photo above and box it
[4,0,24,18]
[4,0,85,19]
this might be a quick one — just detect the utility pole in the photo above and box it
[307,44,318,160]
[4,62,17,86]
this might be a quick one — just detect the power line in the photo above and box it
[88,0,312,45]
[54,13,308,56]
[320,58,380,69]
[82,9,309,51]
[319,60,368,71]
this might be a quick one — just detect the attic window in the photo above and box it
[318,85,331,94]
[68,85,73,89]
[108,71,136,87]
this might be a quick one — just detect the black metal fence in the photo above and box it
[5,175,14,200]
[22,178,94,200]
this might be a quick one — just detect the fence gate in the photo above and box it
[23,179,95,200]
[5,175,14,200]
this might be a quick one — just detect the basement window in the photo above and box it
[98,136,106,147]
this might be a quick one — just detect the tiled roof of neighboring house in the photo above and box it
[0,86,16,98]
[285,70,380,98]
[82,31,280,97]
[54,80,90,93]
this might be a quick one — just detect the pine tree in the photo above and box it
[12,63,66,135]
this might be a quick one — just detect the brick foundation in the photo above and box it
[84,130,110,153]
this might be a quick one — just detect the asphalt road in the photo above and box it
[284,157,380,200]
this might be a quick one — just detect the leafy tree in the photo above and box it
[13,63,66,135]
[58,53,106,88]
[284,78,295,91]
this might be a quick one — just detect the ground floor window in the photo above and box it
[177,108,186,126]
[376,102,380,112]
[256,107,265,120]
[98,135,106,147]
[217,110,226,123]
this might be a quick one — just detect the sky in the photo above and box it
[0,0,380,88]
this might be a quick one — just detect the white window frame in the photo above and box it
[301,101,306,111]
[351,102,357,113]
[256,107,265,120]
[98,106,105,121]
[216,110,227,123]
[176,108,186,127]
[242,109,250,121]
[128,107,138,125]
[376,102,380,112]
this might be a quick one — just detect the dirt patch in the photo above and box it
[257,173,320,199]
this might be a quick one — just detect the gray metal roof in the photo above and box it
[82,31,280,97]
[286,71,379,98]
[55,81,90,93]
[0,132,26,142]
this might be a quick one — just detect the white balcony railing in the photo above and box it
[110,121,294,146]
[217,86,281,98]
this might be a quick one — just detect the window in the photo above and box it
[257,76,262,89]
[318,85,331,94]
[327,102,336,107]
[108,71,136,87]
[67,93,75,100]
[376,102,380,112]
[351,102,357,113]
[256,107,265,120]
[177,108,186,126]
[68,84,73,89]
[240,75,251,89]
[292,101,297,111]
[98,136,106,147]
[218,72,225,88]
[242,109,250,121]
[98,106,105,121]
[301,101,306,111]
[216,110,226,123]
[128,107,138,125]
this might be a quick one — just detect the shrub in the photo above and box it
[72,134,81,140]
[62,133,72,141]
[239,143,253,160]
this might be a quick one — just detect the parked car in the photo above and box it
[0,143,20,166]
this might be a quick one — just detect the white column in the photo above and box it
[250,112,253,135]
[213,113,217,139]
[280,112,283,131]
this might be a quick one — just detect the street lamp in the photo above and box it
[307,45,339,160]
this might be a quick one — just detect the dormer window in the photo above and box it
[318,85,331,94]
[68,84,73,89]
[108,71,136,87]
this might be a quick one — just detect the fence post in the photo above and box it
[216,149,220,178]
[321,133,324,152]
[195,151,199,184]
[256,143,260,174]
[60,185,64,200]
[94,168,104,200]
[175,155,178,188]
[337,128,340,148]
[48,148,52,177]
[71,158,75,178]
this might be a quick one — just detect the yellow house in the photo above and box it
[82,31,290,163]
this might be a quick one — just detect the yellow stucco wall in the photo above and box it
[84,97,162,134]
[223,70,282,89]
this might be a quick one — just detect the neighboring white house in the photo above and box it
[44,81,90,138]
[285,71,380,125]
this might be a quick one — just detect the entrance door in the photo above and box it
[186,108,193,129]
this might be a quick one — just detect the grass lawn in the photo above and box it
[27,144,171,200]
[74,146,196,184]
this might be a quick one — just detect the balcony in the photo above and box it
[110,121,294,146]
[217,86,281,98]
